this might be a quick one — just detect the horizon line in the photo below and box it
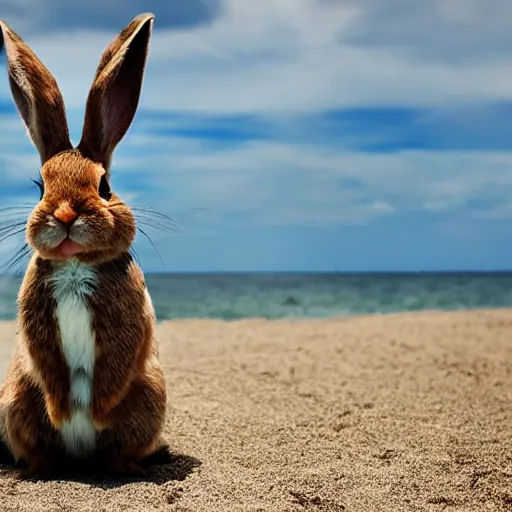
[2,269,512,277]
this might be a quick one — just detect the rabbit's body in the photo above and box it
[0,251,166,475]
[0,14,168,476]
[1,250,166,474]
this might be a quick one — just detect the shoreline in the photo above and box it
[2,305,512,324]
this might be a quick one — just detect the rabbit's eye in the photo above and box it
[31,177,44,200]
[99,175,112,201]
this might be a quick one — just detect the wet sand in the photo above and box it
[0,310,511,511]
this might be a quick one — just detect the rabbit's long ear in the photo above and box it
[78,13,154,172]
[0,21,72,164]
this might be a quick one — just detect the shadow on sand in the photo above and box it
[0,442,201,488]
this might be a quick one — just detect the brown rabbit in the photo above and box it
[0,13,167,476]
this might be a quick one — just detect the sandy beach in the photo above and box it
[0,310,510,511]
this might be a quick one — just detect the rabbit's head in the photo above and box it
[0,14,154,264]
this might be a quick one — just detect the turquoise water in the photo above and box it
[0,272,511,320]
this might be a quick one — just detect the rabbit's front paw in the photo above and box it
[91,402,111,431]
[45,394,70,429]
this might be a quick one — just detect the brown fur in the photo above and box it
[27,150,136,264]
[78,13,154,172]
[89,255,159,428]
[0,13,166,477]
[0,21,72,163]
[17,256,71,429]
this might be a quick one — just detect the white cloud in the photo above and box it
[103,136,512,227]
[472,202,512,220]
[2,119,512,230]
[2,0,512,115]
[342,0,512,64]
[2,0,512,235]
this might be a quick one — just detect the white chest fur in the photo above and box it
[49,260,97,458]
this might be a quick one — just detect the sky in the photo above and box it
[1,0,512,272]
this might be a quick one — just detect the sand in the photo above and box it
[0,309,511,511]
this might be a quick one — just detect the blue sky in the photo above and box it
[1,0,512,272]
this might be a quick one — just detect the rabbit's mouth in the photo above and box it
[55,238,83,259]
[29,215,88,252]
[32,232,86,261]
[26,199,136,264]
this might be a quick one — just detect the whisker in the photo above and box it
[0,208,31,213]
[0,205,33,212]
[136,226,164,267]
[129,246,141,265]
[0,218,29,227]
[0,213,30,222]
[134,218,179,235]
[111,204,179,233]
[132,209,182,236]
[131,207,176,224]
[134,213,176,225]
[0,207,33,221]
[0,221,26,230]
[133,210,176,224]
[0,228,26,244]
[0,225,26,239]
[1,243,32,275]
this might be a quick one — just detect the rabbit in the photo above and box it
[0,13,167,477]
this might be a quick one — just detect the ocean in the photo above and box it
[0,272,511,321]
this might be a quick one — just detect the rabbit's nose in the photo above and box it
[54,201,78,225]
